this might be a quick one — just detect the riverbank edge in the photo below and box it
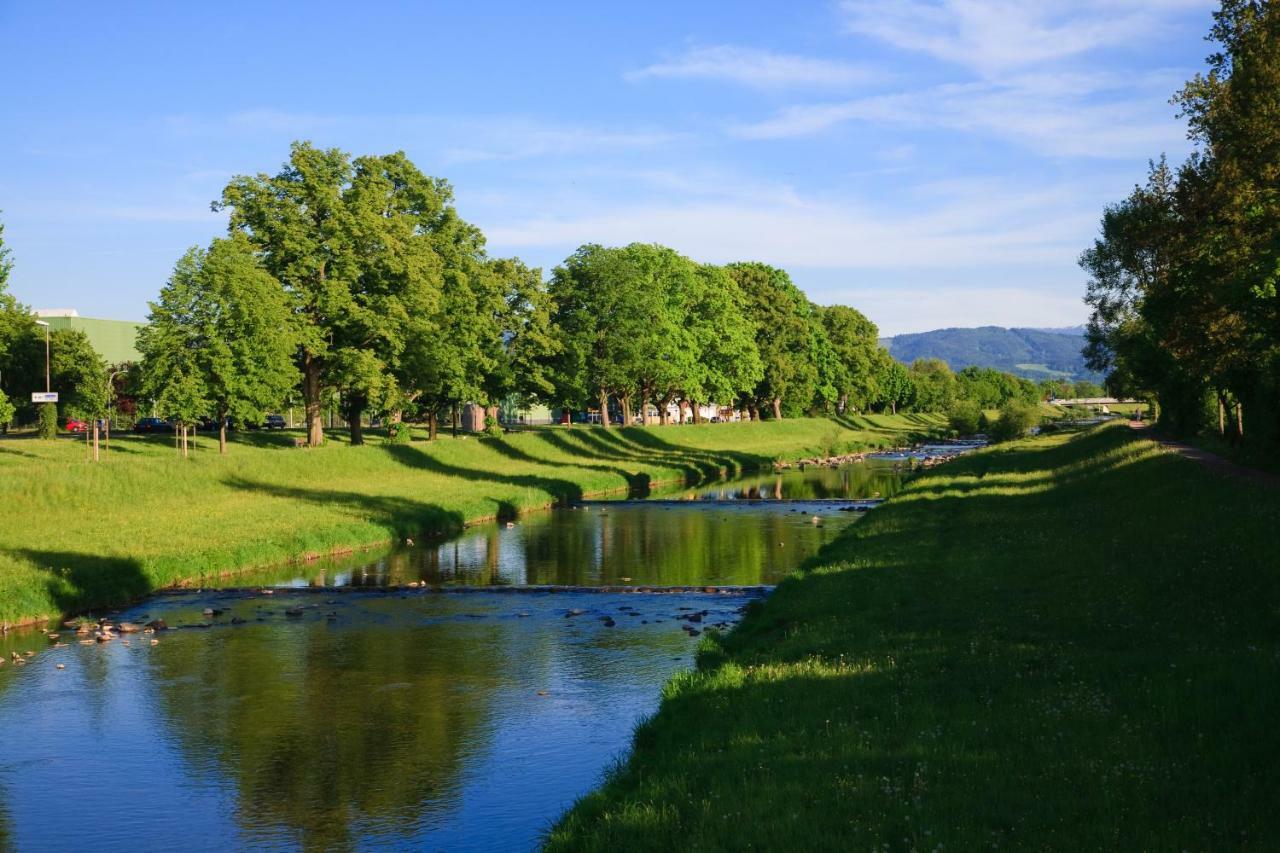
[3,422,944,630]
[545,422,1280,849]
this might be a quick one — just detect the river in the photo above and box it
[0,458,910,851]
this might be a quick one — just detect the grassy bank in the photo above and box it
[0,414,942,625]
[549,423,1280,850]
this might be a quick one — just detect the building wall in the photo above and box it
[40,316,144,365]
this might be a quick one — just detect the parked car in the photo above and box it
[133,417,172,433]
[65,419,88,433]
[264,414,287,430]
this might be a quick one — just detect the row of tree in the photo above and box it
[1083,0,1279,446]
[0,142,1056,452]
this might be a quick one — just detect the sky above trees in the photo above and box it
[0,0,1215,334]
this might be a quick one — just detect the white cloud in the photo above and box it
[732,70,1189,158]
[160,111,684,165]
[628,45,877,88]
[838,0,1214,76]
[483,178,1095,272]
[437,120,685,164]
[824,285,1088,336]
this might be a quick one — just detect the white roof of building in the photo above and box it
[32,308,80,318]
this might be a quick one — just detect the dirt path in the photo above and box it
[1128,421,1279,486]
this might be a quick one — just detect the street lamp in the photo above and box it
[34,320,50,393]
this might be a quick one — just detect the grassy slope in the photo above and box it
[549,423,1280,850]
[0,414,941,625]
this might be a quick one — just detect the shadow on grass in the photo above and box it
[502,431,654,495]
[223,475,466,537]
[380,443,587,505]
[10,549,152,616]
[548,424,1280,850]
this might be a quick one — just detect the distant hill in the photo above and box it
[881,326,1101,383]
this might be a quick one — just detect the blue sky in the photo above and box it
[0,0,1215,335]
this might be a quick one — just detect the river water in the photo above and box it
[0,460,907,852]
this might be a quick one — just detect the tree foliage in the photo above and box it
[137,236,299,453]
[1084,1,1280,445]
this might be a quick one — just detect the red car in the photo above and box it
[65,419,88,433]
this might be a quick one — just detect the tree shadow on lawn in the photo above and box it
[499,431,654,495]
[379,442,587,506]
[548,428,713,483]
[223,475,466,538]
[595,427,761,480]
[9,549,153,617]
[559,428,1280,849]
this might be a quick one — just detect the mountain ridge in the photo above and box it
[880,325,1100,382]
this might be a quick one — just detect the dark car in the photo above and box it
[264,414,287,430]
[133,417,171,433]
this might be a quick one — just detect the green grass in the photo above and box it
[0,414,943,625]
[548,422,1280,850]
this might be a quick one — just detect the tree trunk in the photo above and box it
[891,400,897,415]
[659,397,669,426]
[347,393,367,446]
[1236,402,1244,439]
[182,425,189,459]
[92,420,100,462]
[772,397,783,420]
[747,404,758,422]
[1218,394,1226,435]
[219,419,228,455]
[451,403,459,437]
[599,389,611,427]
[838,394,848,415]
[621,394,632,427]
[691,400,702,425]
[428,410,438,441]
[303,353,324,447]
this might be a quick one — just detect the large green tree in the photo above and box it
[726,262,819,419]
[217,143,460,446]
[819,304,881,413]
[138,236,299,454]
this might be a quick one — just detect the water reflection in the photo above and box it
[209,462,903,592]
[0,590,752,851]
[0,462,905,851]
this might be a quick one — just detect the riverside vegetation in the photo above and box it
[0,414,942,626]
[548,422,1280,850]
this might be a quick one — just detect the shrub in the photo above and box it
[947,400,982,435]
[385,421,412,443]
[483,415,504,438]
[37,403,58,439]
[989,400,1040,442]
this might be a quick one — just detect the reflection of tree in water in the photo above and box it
[148,616,515,851]
[0,794,12,853]
[510,507,843,587]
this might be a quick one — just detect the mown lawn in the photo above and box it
[549,422,1280,850]
[0,414,942,625]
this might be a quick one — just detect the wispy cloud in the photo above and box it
[628,45,877,88]
[484,177,1095,271]
[822,285,1088,335]
[838,0,1214,76]
[160,111,684,165]
[731,70,1189,158]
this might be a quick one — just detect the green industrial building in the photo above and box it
[34,310,144,365]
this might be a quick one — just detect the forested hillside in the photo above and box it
[881,326,1100,382]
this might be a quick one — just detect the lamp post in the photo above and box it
[33,320,55,440]
[34,320,49,392]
